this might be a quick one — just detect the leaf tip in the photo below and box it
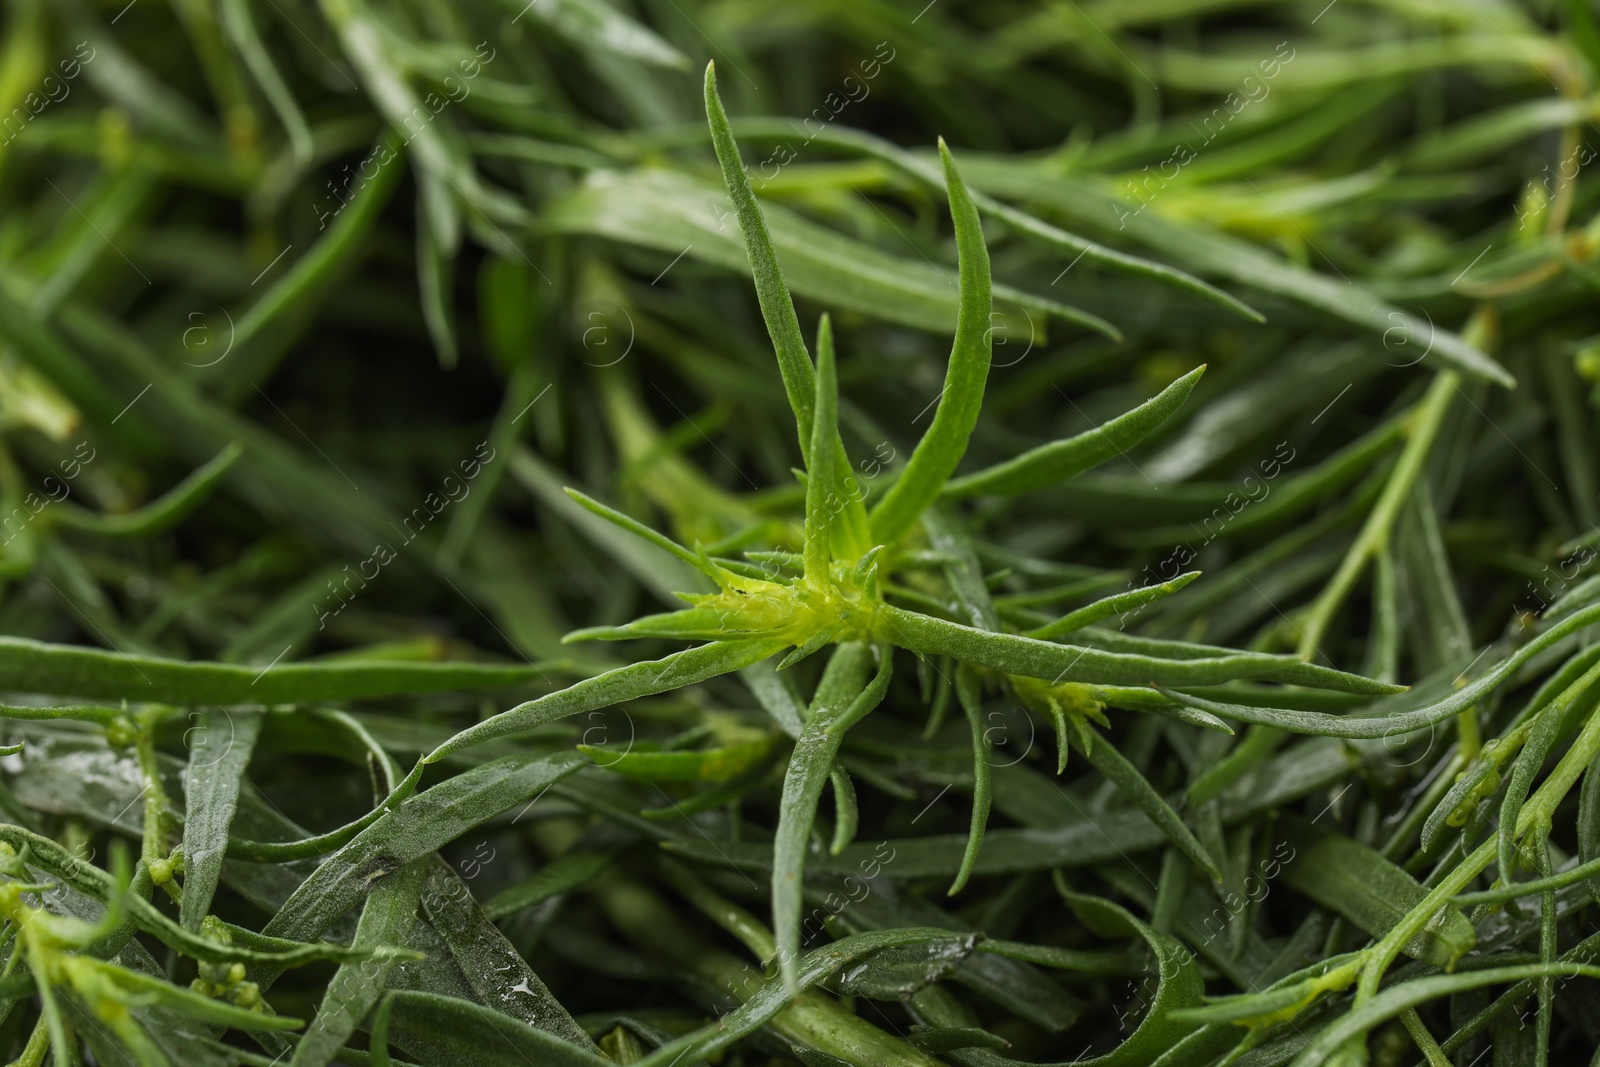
[703,61,722,117]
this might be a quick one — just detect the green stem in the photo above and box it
[1355,651,1600,1003]
[1400,1007,1451,1066]
[1297,370,1459,659]
[132,709,174,872]
[11,1012,50,1067]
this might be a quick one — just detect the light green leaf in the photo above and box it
[290,859,427,1067]
[773,642,871,992]
[1280,816,1475,967]
[180,708,263,931]
[944,365,1205,500]
[0,636,549,705]
[418,859,597,1049]
[1027,571,1201,641]
[724,118,1262,321]
[263,753,585,948]
[805,313,839,578]
[1159,603,1600,738]
[1287,965,1600,1067]
[545,167,1115,340]
[819,934,980,999]
[425,638,788,761]
[379,990,613,1067]
[578,735,777,782]
[704,62,821,449]
[868,140,993,547]
[876,604,1401,693]
[637,927,960,1067]
[957,160,1515,388]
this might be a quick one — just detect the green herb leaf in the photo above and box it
[868,141,993,547]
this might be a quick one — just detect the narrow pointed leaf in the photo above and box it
[1027,571,1201,640]
[56,442,243,536]
[564,488,722,582]
[578,735,777,782]
[1280,816,1474,967]
[1080,728,1221,881]
[426,638,788,761]
[870,141,993,547]
[1052,884,1205,1067]
[773,643,873,991]
[877,604,1401,693]
[703,62,817,447]
[945,366,1205,500]
[418,859,597,1049]
[723,118,1262,321]
[1499,659,1600,885]
[950,666,992,895]
[263,753,585,947]
[804,314,838,579]
[0,637,549,705]
[289,859,427,1067]
[378,990,612,1067]
[180,708,263,931]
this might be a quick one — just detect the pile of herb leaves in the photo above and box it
[0,0,1599,1064]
